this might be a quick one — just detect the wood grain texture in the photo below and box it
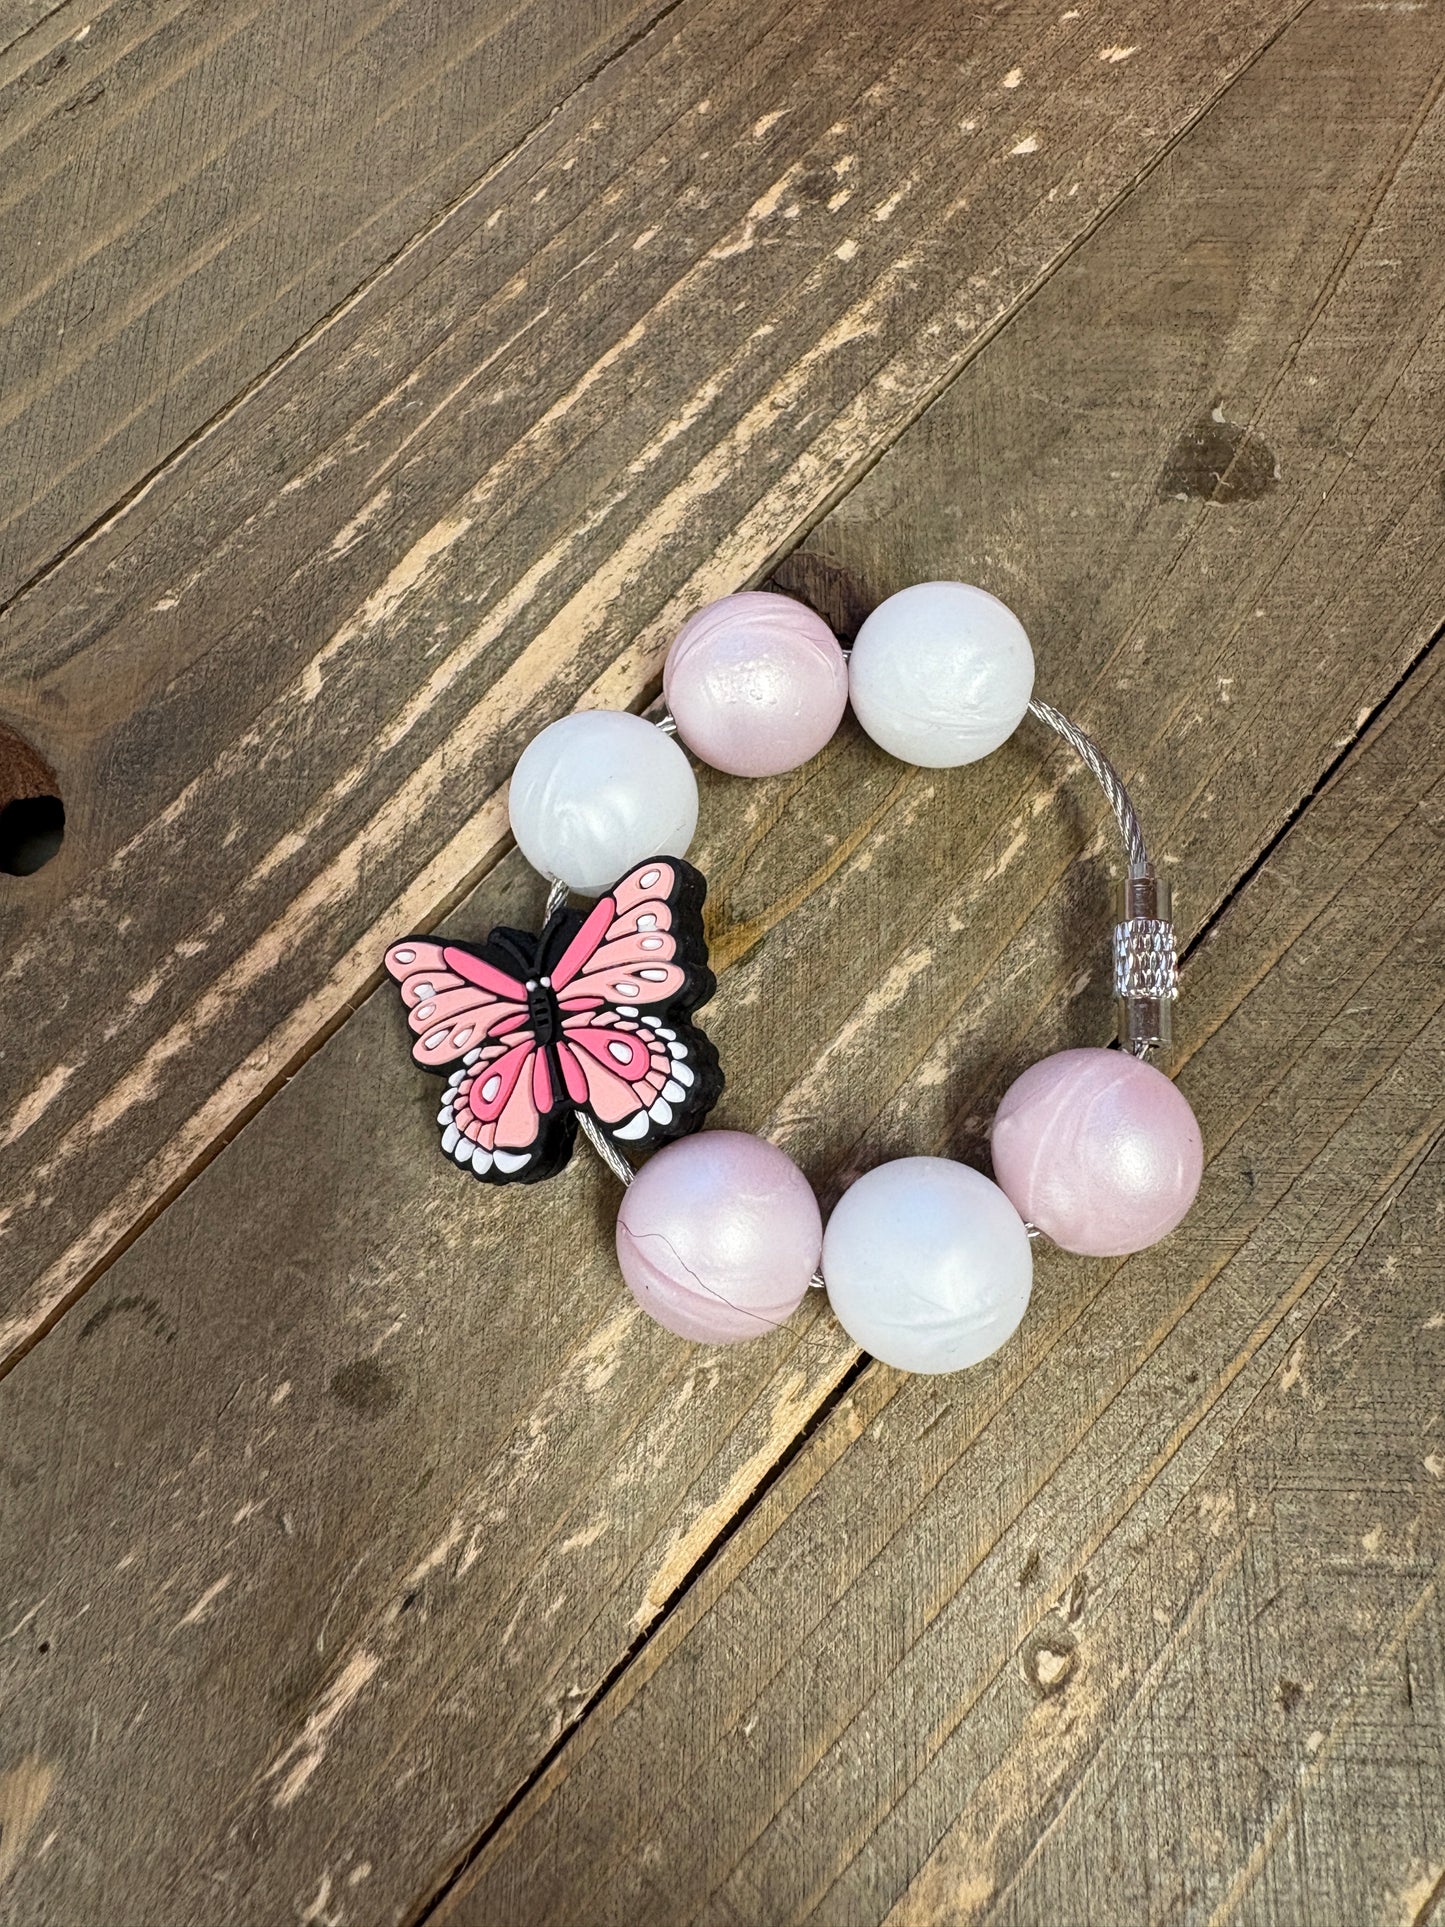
[0,0,69,63]
[0,0,676,598]
[0,0,1310,1373]
[2,5,1443,1923]
[439,651,1445,1927]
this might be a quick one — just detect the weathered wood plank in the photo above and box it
[1,8,1442,1923]
[973,1183,1445,1927]
[0,0,1311,1370]
[0,0,676,597]
[0,0,69,63]
[437,653,1445,1927]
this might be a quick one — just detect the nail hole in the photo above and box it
[0,794,65,875]
[0,722,64,876]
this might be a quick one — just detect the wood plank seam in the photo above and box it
[781,627,1441,1230]
[912,1118,1445,1927]
[1202,1575,1442,1927]
[1172,624,1443,987]
[404,1355,879,1927]
[0,0,689,620]
[695,0,1322,618]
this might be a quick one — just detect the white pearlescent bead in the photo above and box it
[848,581,1035,767]
[509,710,699,894]
[822,1156,1032,1374]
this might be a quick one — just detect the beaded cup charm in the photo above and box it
[384,857,722,1184]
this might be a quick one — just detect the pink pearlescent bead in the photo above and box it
[990,1048,1203,1258]
[616,1129,822,1344]
[663,591,848,777]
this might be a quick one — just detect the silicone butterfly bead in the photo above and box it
[384,857,723,1185]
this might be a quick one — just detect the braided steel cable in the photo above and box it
[1028,698,1150,877]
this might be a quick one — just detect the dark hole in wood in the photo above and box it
[0,793,65,875]
[0,723,65,875]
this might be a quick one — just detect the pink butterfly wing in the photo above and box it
[551,861,689,1011]
[383,939,530,1068]
[451,1037,543,1148]
[437,1029,566,1180]
[558,1009,700,1142]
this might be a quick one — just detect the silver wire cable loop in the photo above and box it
[1027,698,1178,1054]
[578,1111,635,1186]
[1028,698,1149,877]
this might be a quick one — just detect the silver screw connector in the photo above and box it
[1114,870,1177,1055]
